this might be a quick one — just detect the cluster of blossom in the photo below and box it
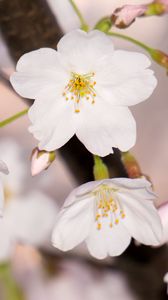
[0,25,167,264]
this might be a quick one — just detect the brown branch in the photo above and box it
[0,0,63,61]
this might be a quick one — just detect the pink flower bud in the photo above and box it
[31,148,56,176]
[111,5,147,28]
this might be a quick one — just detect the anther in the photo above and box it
[97,223,101,230]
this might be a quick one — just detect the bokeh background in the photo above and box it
[0,0,168,299]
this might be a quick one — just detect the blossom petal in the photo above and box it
[96,50,157,106]
[52,197,94,251]
[5,191,58,246]
[118,191,163,245]
[10,48,68,99]
[86,218,131,259]
[106,177,151,189]
[57,30,114,73]
[158,202,168,244]
[104,178,156,203]
[28,98,76,151]
[76,102,136,156]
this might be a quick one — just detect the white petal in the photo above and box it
[104,178,156,202]
[86,218,131,259]
[62,180,106,208]
[158,202,168,244]
[16,48,63,72]
[96,50,157,106]
[76,102,136,156]
[52,197,94,251]
[106,177,152,190]
[5,191,58,246]
[10,48,68,99]
[75,180,104,198]
[57,30,114,73]
[118,191,163,245]
[28,98,76,151]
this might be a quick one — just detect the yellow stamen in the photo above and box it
[63,72,97,113]
[97,223,102,230]
[93,185,126,230]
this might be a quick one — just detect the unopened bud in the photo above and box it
[149,48,168,72]
[94,17,112,33]
[121,152,142,179]
[111,5,147,29]
[31,148,56,176]
[93,156,109,181]
[145,0,168,16]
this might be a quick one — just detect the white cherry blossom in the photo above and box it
[0,139,58,261]
[52,177,162,259]
[10,30,157,156]
[0,191,58,262]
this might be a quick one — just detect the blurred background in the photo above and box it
[0,0,168,299]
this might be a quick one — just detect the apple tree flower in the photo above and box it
[10,30,157,156]
[52,177,162,259]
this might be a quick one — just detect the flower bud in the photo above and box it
[145,0,168,16]
[149,48,168,72]
[31,148,56,176]
[94,17,112,33]
[111,5,147,29]
[121,152,142,179]
[93,156,109,180]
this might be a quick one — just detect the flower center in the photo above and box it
[94,185,126,230]
[62,72,96,113]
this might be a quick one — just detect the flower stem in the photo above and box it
[69,0,89,31]
[107,31,151,52]
[0,108,28,128]
[108,32,168,73]
[0,263,24,300]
